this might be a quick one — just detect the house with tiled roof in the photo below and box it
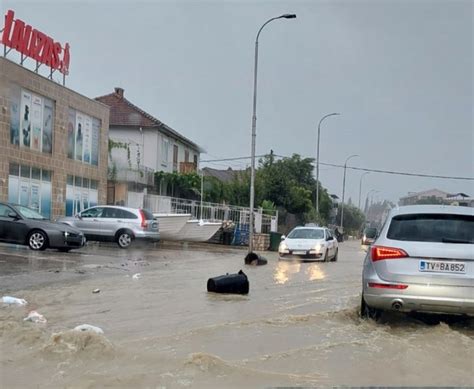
[95,87,202,204]
[96,87,202,176]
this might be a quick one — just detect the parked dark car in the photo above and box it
[0,202,85,251]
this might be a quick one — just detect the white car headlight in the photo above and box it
[313,243,322,252]
[279,242,289,251]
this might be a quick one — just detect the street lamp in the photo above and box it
[315,113,340,216]
[365,189,378,216]
[358,172,370,210]
[248,13,296,253]
[340,154,359,232]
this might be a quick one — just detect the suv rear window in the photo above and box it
[387,213,474,243]
[140,209,155,220]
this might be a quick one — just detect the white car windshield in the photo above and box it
[287,228,324,239]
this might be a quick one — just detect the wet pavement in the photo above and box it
[0,240,473,388]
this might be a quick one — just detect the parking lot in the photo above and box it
[1,240,473,388]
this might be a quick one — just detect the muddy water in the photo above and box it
[0,241,473,388]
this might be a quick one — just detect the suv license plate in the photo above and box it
[293,250,306,255]
[419,260,465,274]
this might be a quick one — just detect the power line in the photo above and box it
[200,154,474,181]
[200,155,268,163]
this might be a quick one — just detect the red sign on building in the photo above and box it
[1,9,70,77]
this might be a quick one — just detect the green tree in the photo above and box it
[336,204,365,234]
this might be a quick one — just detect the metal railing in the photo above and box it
[143,194,278,233]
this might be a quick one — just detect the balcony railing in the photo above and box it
[179,162,197,173]
[109,164,155,186]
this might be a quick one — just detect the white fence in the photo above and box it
[142,194,277,233]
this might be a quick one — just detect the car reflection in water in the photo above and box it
[306,263,326,281]
[273,262,326,284]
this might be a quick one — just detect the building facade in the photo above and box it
[95,88,202,204]
[0,57,109,218]
[399,189,473,207]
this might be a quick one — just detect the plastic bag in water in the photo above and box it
[1,296,28,305]
[73,324,104,334]
[24,310,47,323]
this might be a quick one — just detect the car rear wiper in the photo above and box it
[442,237,473,244]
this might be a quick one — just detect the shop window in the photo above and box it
[8,163,52,219]
[9,86,54,154]
[9,163,19,176]
[67,108,101,166]
[65,175,99,216]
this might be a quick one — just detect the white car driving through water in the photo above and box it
[361,205,474,319]
[279,226,338,262]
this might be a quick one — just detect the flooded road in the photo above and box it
[1,241,473,388]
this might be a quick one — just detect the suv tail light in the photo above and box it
[139,209,148,229]
[371,245,408,262]
[368,282,408,290]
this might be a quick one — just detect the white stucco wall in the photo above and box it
[109,127,199,173]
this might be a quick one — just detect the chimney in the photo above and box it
[114,87,124,98]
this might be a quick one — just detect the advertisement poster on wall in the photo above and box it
[83,115,91,164]
[67,109,76,159]
[65,185,73,216]
[8,175,19,204]
[40,182,52,218]
[20,91,31,148]
[91,118,100,166]
[31,95,43,152]
[10,86,21,145]
[75,112,84,161]
[20,180,29,206]
[42,98,53,154]
[30,183,40,212]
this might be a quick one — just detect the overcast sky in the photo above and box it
[3,0,473,205]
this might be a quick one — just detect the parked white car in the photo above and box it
[279,226,338,262]
[57,206,159,249]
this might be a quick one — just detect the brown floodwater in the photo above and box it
[0,241,473,388]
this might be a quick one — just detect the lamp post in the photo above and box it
[365,189,378,218]
[248,13,296,253]
[315,113,340,216]
[340,154,359,232]
[358,172,370,210]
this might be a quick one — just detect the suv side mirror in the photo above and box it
[280,235,286,240]
[75,213,83,220]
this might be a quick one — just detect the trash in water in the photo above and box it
[244,252,268,266]
[1,296,28,305]
[92,289,100,294]
[207,270,249,295]
[23,310,47,323]
[73,324,104,334]
[132,273,141,280]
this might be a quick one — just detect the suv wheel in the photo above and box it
[117,230,133,249]
[332,248,338,262]
[360,294,382,320]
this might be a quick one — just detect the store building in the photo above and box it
[0,9,110,219]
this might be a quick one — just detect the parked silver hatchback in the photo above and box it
[58,206,159,248]
[361,205,473,318]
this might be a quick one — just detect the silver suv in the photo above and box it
[361,205,473,319]
[58,206,159,248]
